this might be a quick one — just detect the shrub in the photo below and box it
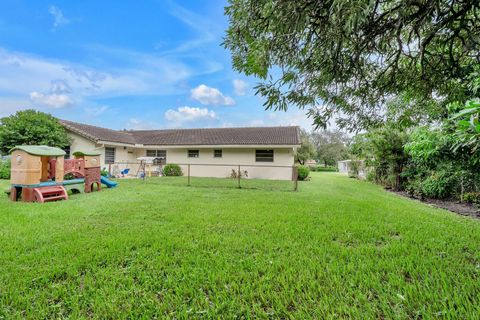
[0,158,11,180]
[297,165,310,180]
[163,164,183,176]
[230,169,248,179]
[100,168,109,177]
[462,192,480,204]
[310,165,337,172]
[420,169,460,199]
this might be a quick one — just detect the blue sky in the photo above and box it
[0,0,312,130]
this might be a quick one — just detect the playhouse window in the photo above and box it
[105,147,116,164]
[63,146,71,159]
[146,150,166,165]
[255,150,274,162]
[188,150,199,158]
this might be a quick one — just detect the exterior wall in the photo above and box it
[67,130,296,180]
[68,132,105,161]
[145,147,295,180]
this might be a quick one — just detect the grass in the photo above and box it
[0,173,479,318]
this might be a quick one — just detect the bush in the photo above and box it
[230,169,248,179]
[309,165,337,172]
[462,192,480,204]
[420,169,460,199]
[0,158,11,180]
[297,165,310,180]
[163,164,183,176]
[100,168,109,177]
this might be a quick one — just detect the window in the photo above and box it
[255,149,274,162]
[105,147,116,164]
[214,149,222,158]
[188,150,199,158]
[63,146,71,159]
[146,150,166,165]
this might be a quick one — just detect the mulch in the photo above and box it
[389,190,480,219]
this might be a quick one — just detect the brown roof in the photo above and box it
[60,120,136,145]
[60,120,301,146]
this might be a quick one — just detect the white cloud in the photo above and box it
[233,79,248,96]
[126,118,156,130]
[49,5,70,28]
[84,105,109,117]
[30,91,73,108]
[165,106,217,124]
[0,47,198,109]
[191,84,235,106]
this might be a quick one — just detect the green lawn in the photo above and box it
[0,173,479,318]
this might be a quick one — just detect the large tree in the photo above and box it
[311,130,350,166]
[224,0,480,130]
[0,110,70,154]
[295,129,316,165]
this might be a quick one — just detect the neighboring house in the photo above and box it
[60,120,301,180]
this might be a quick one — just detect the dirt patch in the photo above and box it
[390,190,480,219]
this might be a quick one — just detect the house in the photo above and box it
[60,120,301,180]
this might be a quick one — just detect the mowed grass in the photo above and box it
[0,173,479,319]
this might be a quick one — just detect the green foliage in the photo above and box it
[462,192,480,204]
[0,158,10,180]
[163,164,183,177]
[296,165,310,180]
[420,168,461,199]
[350,126,409,190]
[0,110,70,154]
[224,0,479,130]
[309,166,337,172]
[347,160,362,179]
[295,130,316,165]
[311,130,350,166]
[451,99,480,162]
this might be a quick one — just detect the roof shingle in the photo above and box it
[60,120,300,146]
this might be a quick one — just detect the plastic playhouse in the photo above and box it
[9,146,117,203]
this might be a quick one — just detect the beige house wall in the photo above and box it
[68,132,105,162]
[66,130,296,180]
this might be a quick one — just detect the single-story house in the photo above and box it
[60,120,301,180]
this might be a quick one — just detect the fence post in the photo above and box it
[238,165,241,188]
[187,164,191,186]
[293,166,298,192]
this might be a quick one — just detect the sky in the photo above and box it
[0,0,314,130]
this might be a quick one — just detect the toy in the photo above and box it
[9,146,117,203]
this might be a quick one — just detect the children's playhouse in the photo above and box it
[9,145,117,203]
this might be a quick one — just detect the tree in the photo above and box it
[0,110,70,154]
[311,130,350,166]
[224,0,480,130]
[350,125,409,190]
[295,129,316,165]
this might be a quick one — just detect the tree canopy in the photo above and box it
[224,0,480,130]
[0,110,70,154]
[295,129,316,165]
[311,130,350,166]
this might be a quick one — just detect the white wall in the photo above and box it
[143,147,295,180]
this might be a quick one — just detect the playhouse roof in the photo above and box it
[72,151,101,156]
[10,145,66,157]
